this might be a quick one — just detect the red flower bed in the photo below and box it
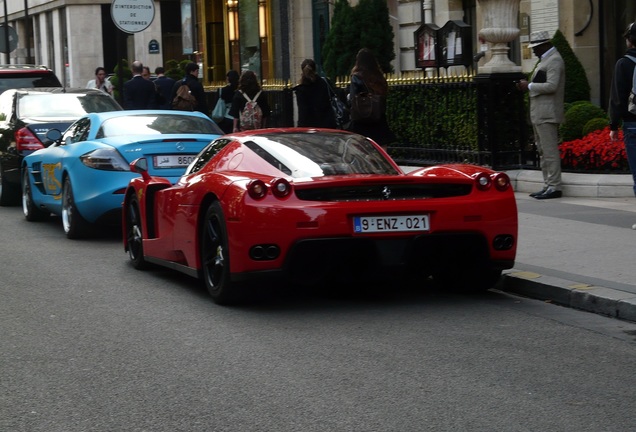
[559,126,628,171]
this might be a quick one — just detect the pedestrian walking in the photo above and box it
[293,59,337,128]
[123,61,158,110]
[517,31,566,200]
[170,62,209,116]
[215,70,239,133]
[346,48,396,150]
[609,22,636,197]
[229,70,270,132]
[154,66,176,110]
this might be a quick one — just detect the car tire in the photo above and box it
[62,176,88,239]
[22,168,49,221]
[0,160,19,206]
[125,194,148,270]
[200,201,242,304]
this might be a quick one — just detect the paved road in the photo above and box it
[2,205,636,431]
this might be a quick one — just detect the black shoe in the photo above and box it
[533,189,562,200]
[529,188,547,198]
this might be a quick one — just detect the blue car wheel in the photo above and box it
[22,168,49,221]
[62,176,89,239]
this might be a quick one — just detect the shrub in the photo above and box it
[552,30,591,103]
[109,59,132,104]
[559,101,606,142]
[582,117,609,136]
[322,0,395,78]
[165,59,183,81]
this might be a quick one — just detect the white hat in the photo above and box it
[527,31,552,48]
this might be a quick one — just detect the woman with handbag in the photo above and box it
[347,48,396,150]
[215,70,240,134]
[293,59,338,128]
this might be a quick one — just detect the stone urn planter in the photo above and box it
[477,0,522,73]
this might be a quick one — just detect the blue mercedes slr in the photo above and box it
[21,110,223,238]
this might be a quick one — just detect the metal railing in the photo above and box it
[205,73,628,174]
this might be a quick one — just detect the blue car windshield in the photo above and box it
[98,114,220,137]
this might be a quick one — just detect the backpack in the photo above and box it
[625,56,636,115]
[239,90,263,130]
[172,79,197,111]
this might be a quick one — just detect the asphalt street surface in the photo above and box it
[2,204,636,431]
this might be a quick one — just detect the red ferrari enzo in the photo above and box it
[123,128,517,304]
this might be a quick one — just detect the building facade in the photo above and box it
[0,0,632,108]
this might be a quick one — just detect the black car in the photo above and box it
[0,64,62,94]
[0,88,122,205]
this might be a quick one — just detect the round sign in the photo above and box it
[0,25,18,54]
[111,0,155,34]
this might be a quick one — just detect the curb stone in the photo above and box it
[501,271,636,323]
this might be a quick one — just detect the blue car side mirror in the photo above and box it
[44,128,62,145]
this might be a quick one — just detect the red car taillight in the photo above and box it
[474,172,492,191]
[247,179,268,200]
[271,178,292,198]
[15,127,44,152]
[474,172,511,192]
[492,172,511,191]
[247,178,293,200]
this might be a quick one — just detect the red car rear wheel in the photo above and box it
[200,201,241,304]
[126,194,148,270]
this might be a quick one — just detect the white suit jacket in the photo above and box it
[528,48,565,125]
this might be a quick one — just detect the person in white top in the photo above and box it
[86,67,113,96]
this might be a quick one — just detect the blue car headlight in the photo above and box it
[80,148,130,171]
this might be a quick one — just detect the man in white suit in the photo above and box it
[517,31,566,199]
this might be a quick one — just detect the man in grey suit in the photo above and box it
[517,31,566,200]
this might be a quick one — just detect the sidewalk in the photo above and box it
[501,169,636,322]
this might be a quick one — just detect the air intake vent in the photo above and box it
[295,183,472,201]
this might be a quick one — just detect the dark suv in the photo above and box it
[0,64,62,94]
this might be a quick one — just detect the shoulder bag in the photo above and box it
[211,88,227,122]
[321,77,349,129]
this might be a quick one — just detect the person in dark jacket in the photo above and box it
[154,66,176,110]
[347,48,396,150]
[170,62,209,116]
[216,70,239,133]
[123,61,158,110]
[609,22,636,196]
[293,58,337,128]
[229,70,270,132]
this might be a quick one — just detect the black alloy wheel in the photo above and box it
[200,201,240,304]
[126,194,147,270]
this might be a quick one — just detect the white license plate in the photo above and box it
[353,215,430,233]
[153,155,196,168]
